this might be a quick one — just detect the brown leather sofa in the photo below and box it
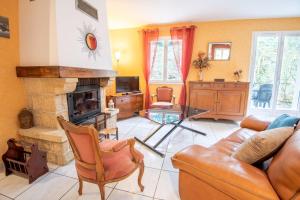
[172,116,300,200]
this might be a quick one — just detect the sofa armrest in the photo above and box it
[240,115,270,131]
[172,145,279,200]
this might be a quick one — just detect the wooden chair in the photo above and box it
[57,116,144,200]
[151,86,175,107]
[94,113,119,140]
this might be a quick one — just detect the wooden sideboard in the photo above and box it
[106,93,144,119]
[189,81,249,121]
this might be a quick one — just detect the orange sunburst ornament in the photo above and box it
[78,23,101,60]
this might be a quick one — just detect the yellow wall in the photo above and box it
[108,17,300,103]
[0,0,27,158]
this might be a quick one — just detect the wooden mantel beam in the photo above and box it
[16,66,117,78]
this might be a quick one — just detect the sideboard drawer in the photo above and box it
[225,83,248,90]
[213,83,225,89]
[190,82,212,89]
[116,96,130,104]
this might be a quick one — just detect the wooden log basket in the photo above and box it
[1,139,49,184]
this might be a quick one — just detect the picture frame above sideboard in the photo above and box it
[208,42,231,61]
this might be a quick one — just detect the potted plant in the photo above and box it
[233,69,243,82]
[192,52,210,81]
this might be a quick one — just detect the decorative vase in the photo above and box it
[199,70,204,81]
[108,99,115,110]
[234,75,240,82]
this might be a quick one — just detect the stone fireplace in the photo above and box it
[17,0,115,165]
[17,66,117,165]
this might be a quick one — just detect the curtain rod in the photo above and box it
[137,25,197,32]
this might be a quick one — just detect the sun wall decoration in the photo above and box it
[78,23,101,60]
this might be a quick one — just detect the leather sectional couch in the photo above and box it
[172,116,300,200]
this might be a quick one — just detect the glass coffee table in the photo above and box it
[135,105,208,157]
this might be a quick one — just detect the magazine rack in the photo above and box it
[2,139,48,184]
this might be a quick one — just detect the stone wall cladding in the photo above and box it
[18,78,77,165]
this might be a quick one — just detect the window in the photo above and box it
[250,31,300,116]
[149,37,182,83]
[214,48,230,60]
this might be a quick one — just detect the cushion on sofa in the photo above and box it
[240,115,270,131]
[210,128,258,156]
[267,114,299,129]
[232,127,294,164]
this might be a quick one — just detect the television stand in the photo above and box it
[106,93,144,119]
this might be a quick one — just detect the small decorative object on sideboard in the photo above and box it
[2,139,48,184]
[108,99,115,110]
[233,69,243,82]
[192,52,210,81]
[18,108,34,129]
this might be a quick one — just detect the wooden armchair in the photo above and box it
[151,86,175,107]
[57,116,144,200]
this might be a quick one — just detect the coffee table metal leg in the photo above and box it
[153,120,183,149]
[170,123,206,136]
[135,119,207,157]
[143,124,164,142]
[135,120,183,157]
[134,137,164,157]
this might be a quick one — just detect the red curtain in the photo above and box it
[170,26,196,106]
[142,29,159,109]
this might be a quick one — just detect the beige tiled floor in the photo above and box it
[0,117,239,200]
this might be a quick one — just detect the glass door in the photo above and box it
[276,34,300,111]
[249,31,300,117]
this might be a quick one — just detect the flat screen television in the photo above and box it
[116,76,140,93]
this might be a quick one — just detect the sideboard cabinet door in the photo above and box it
[190,90,217,114]
[216,90,246,116]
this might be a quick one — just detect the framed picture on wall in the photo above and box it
[0,16,10,38]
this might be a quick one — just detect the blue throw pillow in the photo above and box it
[267,114,300,129]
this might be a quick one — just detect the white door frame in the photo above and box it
[248,31,300,118]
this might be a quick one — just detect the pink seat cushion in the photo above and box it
[151,102,173,109]
[76,139,143,181]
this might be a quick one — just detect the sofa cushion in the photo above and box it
[226,128,258,144]
[232,127,294,164]
[267,130,300,200]
[240,115,270,131]
[210,128,258,156]
[267,114,299,129]
[210,139,241,156]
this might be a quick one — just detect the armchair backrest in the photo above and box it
[156,86,173,102]
[57,116,104,178]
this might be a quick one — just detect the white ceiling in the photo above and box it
[106,0,300,29]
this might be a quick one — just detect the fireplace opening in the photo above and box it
[67,78,101,124]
